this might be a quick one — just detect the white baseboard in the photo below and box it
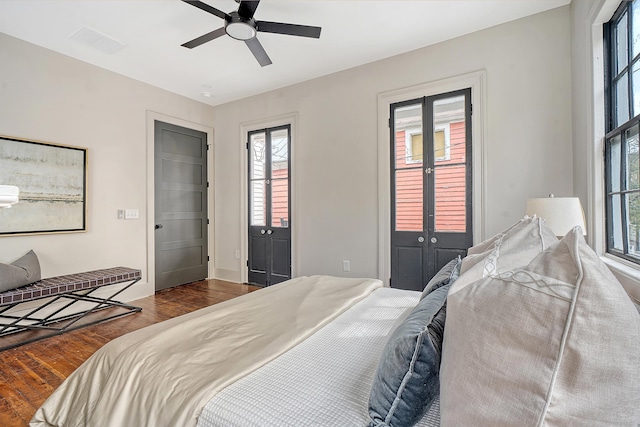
[213,268,242,283]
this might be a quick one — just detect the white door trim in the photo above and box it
[377,70,487,285]
[146,111,215,288]
[239,112,299,284]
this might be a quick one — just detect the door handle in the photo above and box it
[267,229,273,235]
[431,237,437,243]
[155,224,163,230]
[261,229,266,235]
[417,236,425,243]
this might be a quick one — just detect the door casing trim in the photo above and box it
[377,70,487,286]
[240,112,298,284]
[146,111,215,290]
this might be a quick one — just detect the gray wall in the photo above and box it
[212,6,573,282]
[0,32,216,299]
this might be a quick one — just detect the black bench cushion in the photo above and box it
[0,267,141,305]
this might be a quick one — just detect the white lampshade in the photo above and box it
[0,185,19,208]
[526,195,586,237]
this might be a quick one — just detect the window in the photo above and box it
[405,126,450,164]
[433,127,450,161]
[605,0,640,262]
[405,128,423,163]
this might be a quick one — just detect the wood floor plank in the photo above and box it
[0,278,258,426]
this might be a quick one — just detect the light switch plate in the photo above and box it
[124,209,139,219]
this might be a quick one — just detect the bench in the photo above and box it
[0,266,142,351]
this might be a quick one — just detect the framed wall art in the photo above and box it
[0,135,87,235]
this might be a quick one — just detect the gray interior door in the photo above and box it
[390,89,472,291]
[248,125,291,286]
[154,121,208,291]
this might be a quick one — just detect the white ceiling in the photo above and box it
[0,0,570,107]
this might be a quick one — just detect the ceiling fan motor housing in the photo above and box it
[225,12,257,40]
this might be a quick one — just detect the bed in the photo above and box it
[31,217,640,427]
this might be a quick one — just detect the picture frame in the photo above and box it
[0,135,87,236]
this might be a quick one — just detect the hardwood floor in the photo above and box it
[0,279,259,427]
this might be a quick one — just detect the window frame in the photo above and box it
[604,0,640,264]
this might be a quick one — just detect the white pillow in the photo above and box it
[440,227,640,426]
[450,216,558,295]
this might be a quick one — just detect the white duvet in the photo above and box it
[30,276,382,427]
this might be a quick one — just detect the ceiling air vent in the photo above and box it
[70,27,127,54]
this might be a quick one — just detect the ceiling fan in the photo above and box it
[181,0,322,67]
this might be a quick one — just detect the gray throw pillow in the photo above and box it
[0,250,41,292]
[368,282,451,427]
[420,256,461,299]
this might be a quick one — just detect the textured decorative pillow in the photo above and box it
[440,228,640,426]
[0,250,41,292]
[450,216,557,294]
[420,256,461,299]
[369,283,451,427]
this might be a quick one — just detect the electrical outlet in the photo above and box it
[342,260,350,272]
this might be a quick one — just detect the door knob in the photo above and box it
[267,229,273,235]
[431,237,437,243]
[155,224,163,230]
[261,229,266,234]
[417,236,425,243]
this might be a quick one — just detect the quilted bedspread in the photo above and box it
[30,275,382,427]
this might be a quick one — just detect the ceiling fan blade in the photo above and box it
[245,37,272,67]
[238,0,260,19]
[181,0,228,20]
[182,27,226,48]
[257,21,321,38]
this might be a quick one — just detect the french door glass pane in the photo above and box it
[616,73,630,127]
[626,192,640,255]
[250,133,266,179]
[270,128,289,228]
[610,134,622,192]
[434,165,466,232]
[394,104,422,168]
[616,12,628,75]
[626,125,640,190]
[433,95,466,232]
[250,180,266,226]
[612,194,624,250]
[395,168,423,231]
[433,104,465,163]
[271,178,289,228]
[271,129,289,178]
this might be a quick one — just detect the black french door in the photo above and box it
[390,88,473,291]
[247,125,291,286]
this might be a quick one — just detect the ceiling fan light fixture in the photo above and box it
[225,15,256,40]
[180,0,321,66]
